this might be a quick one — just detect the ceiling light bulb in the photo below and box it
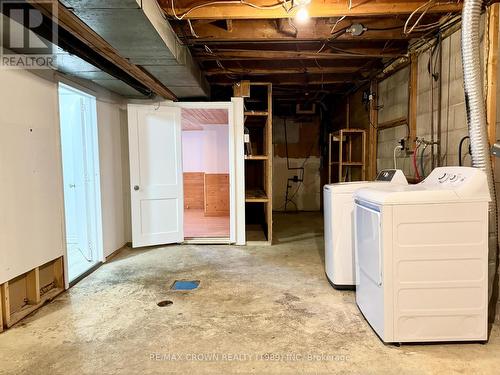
[295,7,309,23]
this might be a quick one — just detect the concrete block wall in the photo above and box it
[376,26,482,179]
[376,67,410,173]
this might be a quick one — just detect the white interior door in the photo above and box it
[60,94,91,261]
[128,105,183,247]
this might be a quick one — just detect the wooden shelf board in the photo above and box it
[244,111,269,116]
[245,189,269,202]
[245,155,268,160]
[330,162,364,166]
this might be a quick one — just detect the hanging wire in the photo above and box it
[169,0,295,21]
[187,19,199,38]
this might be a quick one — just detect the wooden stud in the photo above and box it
[0,257,65,330]
[362,130,367,180]
[26,268,41,305]
[409,53,418,150]
[0,286,3,332]
[53,257,64,289]
[1,283,10,329]
[266,83,273,244]
[487,3,499,168]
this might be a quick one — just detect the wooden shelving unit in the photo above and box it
[234,81,273,244]
[1,257,64,330]
[328,129,366,183]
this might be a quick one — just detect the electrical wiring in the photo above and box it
[317,0,352,53]
[281,117,317,211]
[403,1,457,35]
[458,136,471,166]
[187,19,199,38]
[170,0,295,21]
[404,0,436,35]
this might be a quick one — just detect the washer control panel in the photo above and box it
[375,169,408,184]
[421,167,479,187]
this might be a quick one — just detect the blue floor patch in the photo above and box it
[171,280,200,291]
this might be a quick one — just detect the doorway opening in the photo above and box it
[181,108,230,239]
[58,83,103,283]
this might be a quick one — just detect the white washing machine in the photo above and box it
[323,169,408,289]
[354,166,490,343]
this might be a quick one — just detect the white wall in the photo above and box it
[0,69,64,284]
[0,68,130,284]
[97,101,131,257]
[182,125,229,173]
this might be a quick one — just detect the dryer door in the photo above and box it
[355,202,383,286]
[355,201,386,340]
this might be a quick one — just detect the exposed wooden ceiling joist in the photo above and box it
[160,0,462,20]
[173,17,426,42]
[204,66,362,75]
[193,49,401,60]
[202,57,377,68]
[208,72,361,85]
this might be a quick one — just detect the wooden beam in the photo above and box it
[369,80,378,179]
[487,3,499,164]
[409,53,418,151]
[161,0,462,20]
[377,116,408,130]
[209,73,358,85]
[29,0,177,100]
[204,66,362,76]
[194,48,403,61]
[175,18,420,42]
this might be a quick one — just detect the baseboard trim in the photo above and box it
[105,244,129,262]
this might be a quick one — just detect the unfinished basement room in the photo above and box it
[2,0,500,374]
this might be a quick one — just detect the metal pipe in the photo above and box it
[461,0,498,310]
[430,49,436,169]
[436,33,443,167]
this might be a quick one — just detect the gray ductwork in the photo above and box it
[461,0,498,310]
[59,0,209,98]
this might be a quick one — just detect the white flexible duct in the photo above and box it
[461,0,498,308]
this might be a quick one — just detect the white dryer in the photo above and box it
[323,170,408,289]
[354,167,490,343]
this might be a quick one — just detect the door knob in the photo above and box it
[134,185,140,191]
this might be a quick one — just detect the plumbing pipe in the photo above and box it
[461,0,498,308]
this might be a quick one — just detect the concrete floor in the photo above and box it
[1,212,500,375]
